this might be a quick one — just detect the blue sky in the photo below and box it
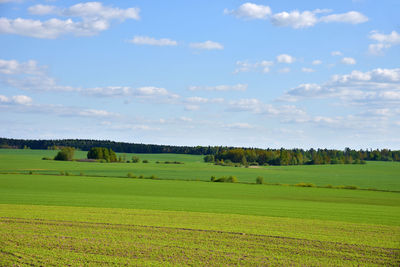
[1,0,399,149]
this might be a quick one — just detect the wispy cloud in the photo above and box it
[189,41,223,50]
[128,36,178,46]
[0,2,140,38]
[225,4,368,29]
[368,30,400,55]
[188,84,247,92]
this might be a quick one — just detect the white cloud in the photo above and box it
[277,54,295,64]
[11,95,32,105]
[319,11,368,24]
[225,122,254,129]
[189,40,224,50]
[341,57,356,65]
[331,51,343,56]
[0,59,42,75]
[234,60,273,73]
[302,67,315,73]
[284,68,400,105]
[188,84,247,91]
[0,2,140,39]
[226,5,368,29]
[84,86,180,102]
[368,30,400,55]
[312,60,322,65]
[28,4,58,15]
[0,94,31,105]
[0,94,32,105]
[128,36,178,46]
[228,98,307,121]
[224,3,271,19]
[78,109,117,117]
[185,96,224,104]
[271,10,318,29]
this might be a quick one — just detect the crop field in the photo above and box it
[0,149,399,265]
[1,149,400,190]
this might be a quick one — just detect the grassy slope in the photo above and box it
[1,149,400,190]
[1,174,399,226]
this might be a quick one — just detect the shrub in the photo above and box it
[80,172,84,176]
[203,155,214,162]
[127,173,135,178]
[295,182,316,187]
[256,176,264,184]
[29,171,33,175]
[226,176,238,183]
[142,160,149,163]
[42,157,52,160]
[54,147,75,161]
[150,175,157,179]
[139,175,144,179]
[214,177,226,182]
[59,171,65,176]
[132,156,140,163]
[212,176,238,183]
[339,185,358,190]
[65,172,70,176]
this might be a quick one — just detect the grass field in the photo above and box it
[1,149,400,190]
[0,149,399,265]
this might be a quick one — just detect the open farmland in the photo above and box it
[0,149,399,265]
[1,149,400,190]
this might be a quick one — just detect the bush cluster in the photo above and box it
[210,175,238,183]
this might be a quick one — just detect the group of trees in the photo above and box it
[54,147,75,161]
[87,147,117,162]
[209,147,400,166]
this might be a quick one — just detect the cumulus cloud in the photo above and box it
[225,4,368,29]
[319,11,368,24]
[0,94,32,105]
[128,36,178,46]
[341,57,356,65]
[188,84,247,92]
[312,60,322,65]
[228,98,306,119]
[276,54,295,64]
[331,51,343,56]
[224,2,271,19]
[189,40,224,50]
[283,68,400,105]
[84,86,180,102]
[0,2,140,38]
[234,60,273,73]
[368,30,400,55]
[271,10,318,29]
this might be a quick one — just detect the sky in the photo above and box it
[0,0,399,149]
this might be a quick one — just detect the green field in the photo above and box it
[0,149,399,265]
[1,149,400,190]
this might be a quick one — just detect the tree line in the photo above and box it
[1,138,399,165]
[206,147,400,166]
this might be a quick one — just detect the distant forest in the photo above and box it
[1,138,399,165]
